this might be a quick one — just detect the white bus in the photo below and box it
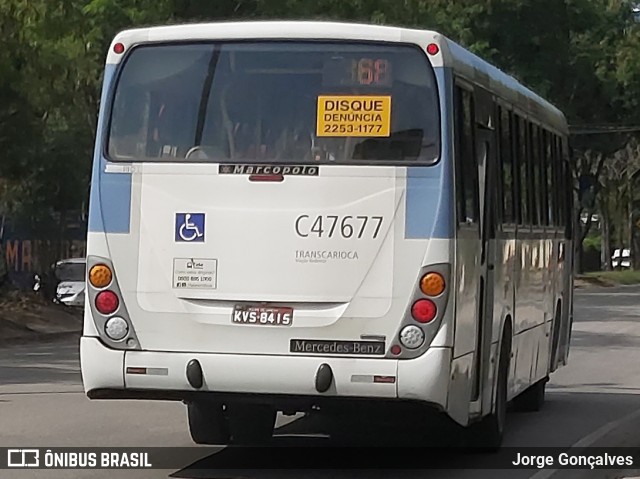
[81,21,574,448]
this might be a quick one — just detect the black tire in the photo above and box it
[325,417,363,446]
[227,404,276,445]
[323,410,389,446]
[186,401,230,445]
[550,303,562,371]
[466,328,511,451]
[512,378,546,412]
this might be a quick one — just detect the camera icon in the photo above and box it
[7,449,40,467]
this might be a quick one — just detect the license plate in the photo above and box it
[290,339,385,355]
[232,305,293,326]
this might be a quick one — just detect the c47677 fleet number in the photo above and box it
[295,215,383,239]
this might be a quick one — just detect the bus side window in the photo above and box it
[516,116,529,227]
[531,124,544,227]
[110,89,150,158]
[554,136,564,229]
[499,106,514,224]
[527,123,536,227]
[455,85,479,225]
[540,130,549,226]
[544,130,554,226]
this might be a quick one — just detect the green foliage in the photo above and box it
[584,269,640,284]
[0,0,173,231]
[1,0,640,239]
[583,234,602,250]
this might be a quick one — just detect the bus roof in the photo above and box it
[109,21,568,134]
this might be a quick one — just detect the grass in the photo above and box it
[581,270,640,286]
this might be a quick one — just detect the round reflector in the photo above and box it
[420,272,445,296]
[411,299,437,323]
[113,43,125,54]
[105,317,128,341]
[89,264,112,288]
[390,345,402,355]
[399,325,425,349]
[95,291,119,315]
[426,43,440,55]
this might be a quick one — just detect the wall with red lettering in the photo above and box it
[1,216,87,289]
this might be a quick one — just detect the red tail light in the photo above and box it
[411,299,437,323]
[95,291,119,315]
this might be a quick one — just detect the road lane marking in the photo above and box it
[529,407,640,479]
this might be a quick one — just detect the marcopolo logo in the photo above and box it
[219,164,318,176]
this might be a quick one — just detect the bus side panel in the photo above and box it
[453,231,481,359]
[559,152,575,365]
[513,236,536,395]
[560,243,574,365]
[448,74,482,361]
[528,235,552,385]
[488,230,516,404]
[447,352,474,426]
[534,235,557,382]
[440,68,480,423]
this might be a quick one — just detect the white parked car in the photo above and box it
[53,258,86,307]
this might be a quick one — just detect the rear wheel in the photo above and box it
[227,404,276,445]
[323,410,384,446]
[186,400,230,445]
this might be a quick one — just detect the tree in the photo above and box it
[3,0,640,274]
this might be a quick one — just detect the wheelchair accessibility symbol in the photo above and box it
[175,213,205,242]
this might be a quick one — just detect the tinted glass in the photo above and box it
[108,42,440,165]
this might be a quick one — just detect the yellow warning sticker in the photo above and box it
[317,95,392,137]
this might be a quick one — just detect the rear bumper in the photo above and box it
[80,337,450,410]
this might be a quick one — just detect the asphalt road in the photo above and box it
[2,286,640,478]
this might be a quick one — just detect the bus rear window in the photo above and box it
[107,42,440,165]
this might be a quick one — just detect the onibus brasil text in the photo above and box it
[14,450,152,469]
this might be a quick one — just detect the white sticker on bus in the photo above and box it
[172,258,218,289]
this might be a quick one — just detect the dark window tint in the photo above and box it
[54,262,86,282]
[500,107,515,223]
[556,137,566,227]
[455,86,479,224]
[517,116,529,226]
[108,42,440,165]
[530,125,541,226]
[544,131,555,226]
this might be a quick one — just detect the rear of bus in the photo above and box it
[81,22,454,442]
